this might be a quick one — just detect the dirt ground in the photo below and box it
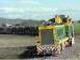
[0,34,79,60]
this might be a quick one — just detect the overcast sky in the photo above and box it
[0,0,80,20]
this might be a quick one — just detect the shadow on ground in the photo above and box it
[18,46,52,59]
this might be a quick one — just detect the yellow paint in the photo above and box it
[55,15,62,23]
[39,25,55,30]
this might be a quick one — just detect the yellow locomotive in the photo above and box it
[36,15,74,55]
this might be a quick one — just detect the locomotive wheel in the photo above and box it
[69,37,75,46]
[65,39,73,47]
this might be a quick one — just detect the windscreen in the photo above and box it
[40,29,54,45]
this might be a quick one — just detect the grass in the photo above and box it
[74,22,80,32]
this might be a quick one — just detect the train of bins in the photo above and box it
[0,26,39,36]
